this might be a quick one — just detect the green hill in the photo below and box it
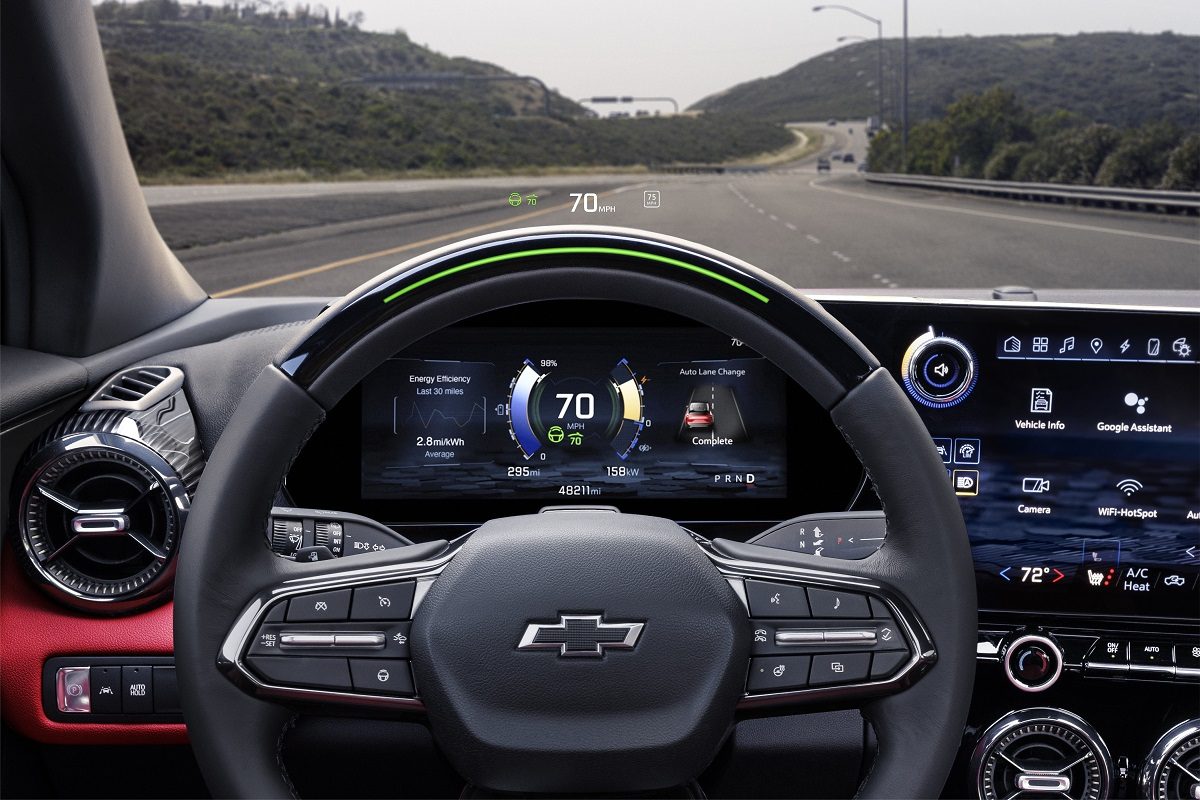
[692,33,1199,130]
[95,1,792,180]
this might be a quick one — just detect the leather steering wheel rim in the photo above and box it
[174,226,975,798]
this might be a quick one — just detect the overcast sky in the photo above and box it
[340,1,1200,109]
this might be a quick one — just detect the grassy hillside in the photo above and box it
[693,33,1199,130]
[96,3,793,179]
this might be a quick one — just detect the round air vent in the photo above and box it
[1140,719,1200,800]
[971,708,1113,800]
[18,432,189,612]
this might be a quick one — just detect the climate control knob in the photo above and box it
[900,330,977,407]
[1003,633,1063,692]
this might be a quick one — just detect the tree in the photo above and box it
[1160,133,1200,190]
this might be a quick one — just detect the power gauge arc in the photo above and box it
[507,358,645,460]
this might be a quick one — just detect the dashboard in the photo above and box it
[7,288,1198,800]
[288,298,1200,623]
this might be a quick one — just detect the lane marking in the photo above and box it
[785,222,797,231]
[806,234,821,244]
[809,179,1200,246]
[210,187,632,297]
[769,214,779,221]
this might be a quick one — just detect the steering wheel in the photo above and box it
[174,227,975,798]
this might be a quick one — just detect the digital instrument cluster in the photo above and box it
[359,326,789,501]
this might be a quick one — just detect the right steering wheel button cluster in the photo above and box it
[744,583,915,695]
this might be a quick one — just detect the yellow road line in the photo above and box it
[809,179,1200,247]
[210,190,626,298]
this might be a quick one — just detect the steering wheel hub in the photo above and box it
[410,513,749,793]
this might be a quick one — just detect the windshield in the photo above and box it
[96,1,1200,298]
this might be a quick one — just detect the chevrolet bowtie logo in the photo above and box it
[517,614,645,658]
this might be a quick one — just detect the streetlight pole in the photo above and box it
[814,5,883,131]
[901,0,908,171]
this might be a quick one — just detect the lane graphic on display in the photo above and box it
[677,384,748,443]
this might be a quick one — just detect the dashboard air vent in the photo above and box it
[80,366,184,412]
[971,708,1112,800]
[18,435,189,611]
[1141,719,1200,800]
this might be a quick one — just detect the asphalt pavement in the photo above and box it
[145,122,1200,298]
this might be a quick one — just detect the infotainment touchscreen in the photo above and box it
[826,300,1200,619]
[360,326,790,502]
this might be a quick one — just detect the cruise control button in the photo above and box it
[870,651,908,679]
[247,656,352,691]
[746,656,810,693]
[351,582,415,621]
[807,588,871,619]
[349,659,414,696]
[89,666,122,714]
[746,580,809,618]
[286,589,351,622]
[809,653,871,686]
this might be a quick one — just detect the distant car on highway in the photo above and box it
[842,153,855,164]
[827,118,838,126]
[683,401,714,429]
[817,157,831,173]
[830,152,842,161]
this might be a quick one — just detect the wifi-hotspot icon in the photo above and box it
[1116,478,1143,496]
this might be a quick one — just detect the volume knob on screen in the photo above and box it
[900,330,978,408]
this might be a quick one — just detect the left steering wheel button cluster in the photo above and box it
[245,584,419,698]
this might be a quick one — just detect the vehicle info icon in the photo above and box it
[1030,388,1053,414]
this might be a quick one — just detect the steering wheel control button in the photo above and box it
[809,653,871,686]
[263,602,287,623]
[247,656,352,691]
[349,659,414,696]
[286,589,351,622]
[870,651,908,679]
[1003,634,1063,692]
[807,588,871,619]
[746,580,810,618]
[746,656,811,693]
[279,632,337,648]
[901,330,977,408]
[121,666,154,714]
[351,581,415,621]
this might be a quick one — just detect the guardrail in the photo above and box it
[864,173,1200,215]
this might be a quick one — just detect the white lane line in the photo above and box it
[808,179,1200,246]
[806,234,821,244]
[756,208,765,214]
[832,251,852,263]
[769,214,779,221]
[785,222,797,231]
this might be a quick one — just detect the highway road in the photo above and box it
[145,124,1199,298]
